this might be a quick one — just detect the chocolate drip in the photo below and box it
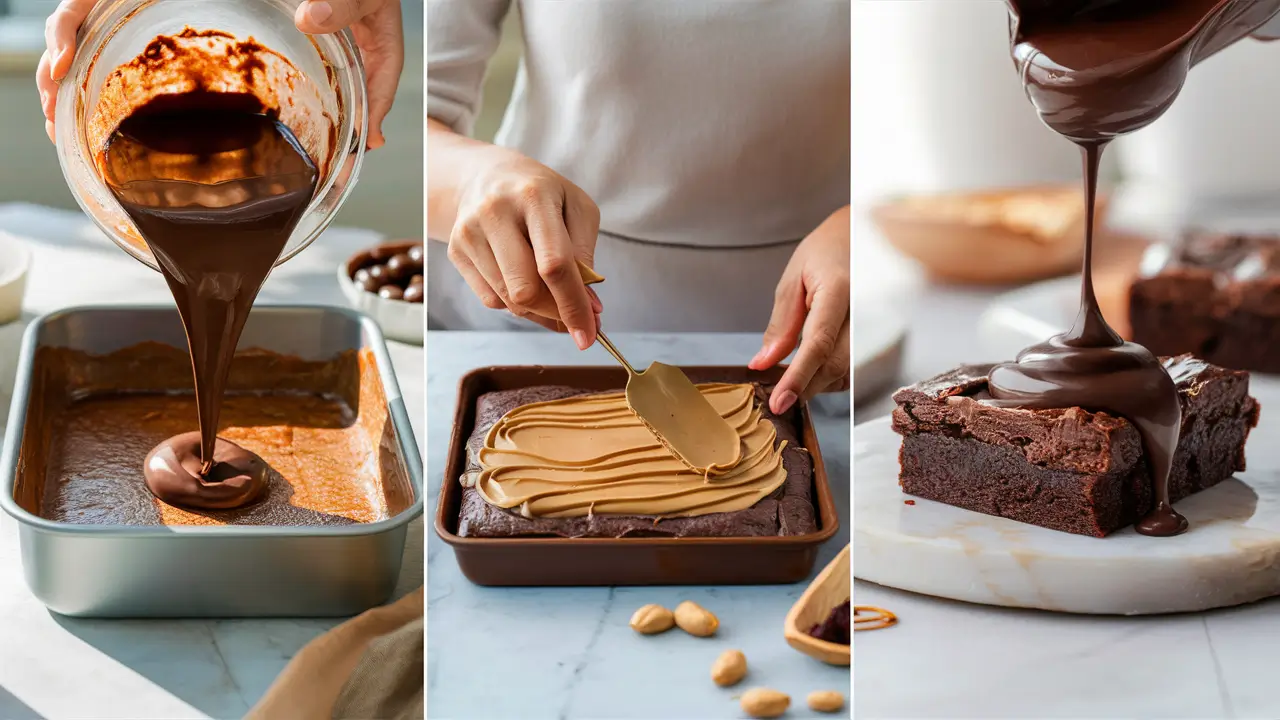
[101,90,318,510]
[996,0,1280,535]
[988,143,1185,536]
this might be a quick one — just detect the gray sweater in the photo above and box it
[427,0,850,331]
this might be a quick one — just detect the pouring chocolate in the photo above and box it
[101,89,318,510]
[994,0,1280,535]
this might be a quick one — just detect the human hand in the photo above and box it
[748,205,851,415]
[38,0,404,148]
[447,146,603,349]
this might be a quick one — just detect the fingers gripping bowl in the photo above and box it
[0,306,423,618]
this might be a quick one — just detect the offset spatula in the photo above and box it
[576,261,741,475]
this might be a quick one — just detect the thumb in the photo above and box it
[563,195,600,271]
[750,276,806,371]
[295,0,388,34]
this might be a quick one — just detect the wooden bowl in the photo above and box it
[870,186,1107,285]
[783,543,849,666]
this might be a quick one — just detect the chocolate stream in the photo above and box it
[994,0,1280,535]
[101,89,318,509]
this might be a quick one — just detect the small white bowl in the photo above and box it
[337,241,424,345]
[0,232,31,326]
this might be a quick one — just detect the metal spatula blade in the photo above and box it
[595,333,742,474]
[575,259,742,473]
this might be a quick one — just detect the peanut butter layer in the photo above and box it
[469,383,788,518]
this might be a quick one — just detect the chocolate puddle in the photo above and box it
[995,0,1280,536]
[101,90,318,509]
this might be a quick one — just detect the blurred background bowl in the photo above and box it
[338,241,424,345]
[870,185,1103,285]
[0,232,30,325]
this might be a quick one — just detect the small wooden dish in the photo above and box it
[783,543,850,666]
[871,186,1106,285]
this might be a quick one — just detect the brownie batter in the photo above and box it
[99,54,318,509]
[21,344,408,527]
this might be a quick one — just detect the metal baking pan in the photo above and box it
[435,365,839,586]
[0,305,423,618]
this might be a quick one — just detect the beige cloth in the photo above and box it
[246,588,424,720]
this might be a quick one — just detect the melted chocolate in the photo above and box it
[143,432,268,510]
[101,91,318,510]
[996,0,1280,535]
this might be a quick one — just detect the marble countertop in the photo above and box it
[0,204,423,720]
[426,331,850,720]
[854,229,1280,719]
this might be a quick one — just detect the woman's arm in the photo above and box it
[426,1,602,349]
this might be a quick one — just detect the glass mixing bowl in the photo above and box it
[54,0,367,270]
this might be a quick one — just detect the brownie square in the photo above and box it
[1130,233,1280,372]
[891,355,1259,537]
[456,383,817,538]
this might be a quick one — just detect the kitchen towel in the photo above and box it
[245,587,424,720]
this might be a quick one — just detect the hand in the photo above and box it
[38,0,404,149]
[447,146,603,349]
[749,206,851,415]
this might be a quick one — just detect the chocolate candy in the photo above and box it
[351,243,426,304]
[386,253,415,281]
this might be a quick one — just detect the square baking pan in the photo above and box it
[0,305,423,618]
[435,365,839,586]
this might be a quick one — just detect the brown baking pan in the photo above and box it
[435,365,839,586]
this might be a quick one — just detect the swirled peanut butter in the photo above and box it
[472,383,788,518]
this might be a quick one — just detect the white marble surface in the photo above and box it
[856,417,1280,615]
[0,204,424,719]
[426,331,850,720]
[855,227,1280,718]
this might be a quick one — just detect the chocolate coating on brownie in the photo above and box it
[457,383,816,538]
[1131,233,1280,372]
[892,355,1259,537]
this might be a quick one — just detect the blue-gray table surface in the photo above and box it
[426,330,850,720]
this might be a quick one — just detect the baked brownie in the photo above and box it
[892,355,1258,537]
[1130,232,1280,372]
[457,384,817,538]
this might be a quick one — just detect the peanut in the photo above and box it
[629,604,675,634]
[673,600,719,637]
[710,649,747,687]
[807,690,845,713]
[740,688,790,718]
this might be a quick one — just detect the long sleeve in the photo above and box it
[426,0,514,135]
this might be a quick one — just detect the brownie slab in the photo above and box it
[457,384,816,538]
[1130,233,1280,373]
[892,355,1259,537]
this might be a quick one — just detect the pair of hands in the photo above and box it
[446,147,850,415]
[37,0,403,148]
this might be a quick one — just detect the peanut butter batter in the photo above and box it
[469,383,788,518]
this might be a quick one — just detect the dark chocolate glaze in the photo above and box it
[996,0,1280,535]
[101,91,318,510]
